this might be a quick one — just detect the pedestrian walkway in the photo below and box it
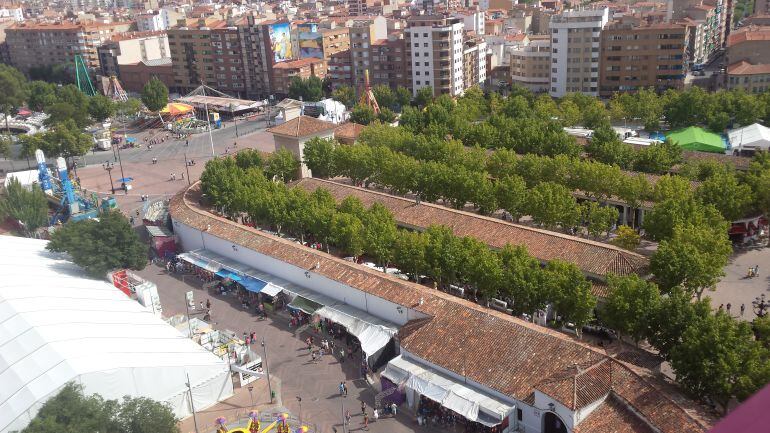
[136,264,426,433]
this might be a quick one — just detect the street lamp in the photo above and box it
[296,396,303,428]
[753,294,768,318]
[230,103,239,137]
[248,385,254,410]
[102,161,115,193]
[261,337,273,403]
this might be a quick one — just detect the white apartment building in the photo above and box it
[406,15,465,97]
[136,10,170,32]
[549,8,610,97]
[453,10,485,35]
[0,6,24,21]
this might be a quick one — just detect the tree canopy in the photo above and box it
[288,76,323,102]
[141,77,169,112]
[0,178,49,236]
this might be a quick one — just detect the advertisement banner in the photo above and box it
[269,22,293,63]
[298,23,323,59]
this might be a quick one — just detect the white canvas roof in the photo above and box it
[0,236,233,432]
[729,123,770,151]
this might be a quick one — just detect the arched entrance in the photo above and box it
[543,411,568,433]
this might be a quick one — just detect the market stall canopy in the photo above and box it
[728,123,770,151]
[185,250,306,295]
[160,103,195,116]
[666,127,726,153]
[178,252,221,273]
[240,277,268,293]
[387,355,514,426]
[215,269,242,281]
[288,295,323,315]
[315,304,398,359]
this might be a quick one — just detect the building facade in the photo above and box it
[405,15,465,97]
[599,20,687,95]
[370,35,409,89]
[349,16,388,89]
[725,26,770,93]
[509,35,551,92]
[549,8,610,97]
[271,57,326,96]
[5,21,131,73]
[136,10,170,32]
[97,31,170,79]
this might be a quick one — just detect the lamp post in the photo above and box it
[261,337,273,403]
[186,373,200,433]
[296,396,303,428]
[230,103,239,137]
[184,152,191,185]
[102,161,115,193]
[753,294,769,318]
[248,385,254,410]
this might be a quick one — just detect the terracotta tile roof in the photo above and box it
[727,60,770,75]
[292,179,649,278]
[574,395,656,433]
[334,122,366,142]
[727,25,770,46]
[537,359,613,410]
[168,184,713,433]
[266,116,337,138]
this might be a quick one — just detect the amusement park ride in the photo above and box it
[35,149,116,225]
[215,412,309,433]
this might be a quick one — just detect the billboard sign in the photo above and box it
[298,23,323,59]
[269,22,293,63]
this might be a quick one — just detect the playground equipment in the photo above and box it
[35,149,116,224]
[105,76,128,102]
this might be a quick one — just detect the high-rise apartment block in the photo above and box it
[97,31,170,79]
[405,15,466,97]
[549,8,610,97]
[349,16,388,89]
[509,35,551,92]
[370,35,409,90]
[5,21,131,73]
[599,20,688,95]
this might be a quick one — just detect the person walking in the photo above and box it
[206,299,211,310]
[363,412,369,429]
[345,410,351,426]
[727,303,732,315]
[373,409,378,422]
[390,402,397,417]
[344,382,348,397]
[339,348,345,363]
[741,303,746,316]
[339,382,345,396]
[361,401,366,415]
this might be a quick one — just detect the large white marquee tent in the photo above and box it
[728,123,770,152]
[0,236,233,433]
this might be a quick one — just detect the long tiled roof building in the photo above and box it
[169,183,713,433]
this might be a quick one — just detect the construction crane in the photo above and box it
[75,54,96,96]
[359,70,380,114]
[105,76,128,102]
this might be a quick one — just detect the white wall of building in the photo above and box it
[409,25,437,95]
[0,7,24,21]
[549,8,609,97]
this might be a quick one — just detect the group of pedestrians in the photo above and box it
[718,302,746,316]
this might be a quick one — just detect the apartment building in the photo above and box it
[462,32,487,89]
[725,26,770,93]
[271,57,326,96]
[327,49,352,88]
[549,8,610,97]
[136,10,171,32]
[167,18,247,97]
[509,34,551,92]
[5,20,131,73]
[97,31,170,78]
[405,15,465,97]
[599,20,688,95]
[349,16,388,89]
[370,35,408,89]
[670,0,724,64]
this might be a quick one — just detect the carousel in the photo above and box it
[214,412,312,433]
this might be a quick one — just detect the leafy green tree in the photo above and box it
[47,119,94,160]
[754,316,770,349]
[0,134,10,159]
[632,87,664,131]
[0,64,27,133]
[647,287,711,358]
[372,85,396,109]
[526,181,580,229]
[586,124,634,168]
[331,85,356,108]
[350,104,377,125]
[632,138,682,174]
[498,244,546,314]
[303,137,337,178]
[26,80,58,112]
[0,178,49,236]
[392,229,427,282]
[47,209,148,277]
[46,102,91,129]
[288,75,323,102]
[611,225,641,250]
[116,97,143,117]
[643,197,725,242]
[695,167,753,221]
[378,107,397,123]
[669,311,770,415]
[582,201,618,239]
[495,175,528,222]
[650,223,732,299]
[394,86,412,109]
[337,195,366,219]
[461,237,502,300]
[544,260,596,332]
[558,100,581,127]
[234,148,265,171]
[330,212,365,257]
[415,86,434,107]
[363,203,398,269]
[264,148,300,182]
[334,144,375,186]
[423,225,464,287]
[141,77,169,112]
[602,275,661,344]
[23,382,179,433]
[88,94,116,122]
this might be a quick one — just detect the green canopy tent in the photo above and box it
[666,127,726,153]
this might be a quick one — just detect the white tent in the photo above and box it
[0,236,234,433]
[728,123,770,151]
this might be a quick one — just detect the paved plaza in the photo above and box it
[136,264,428,433]
[709,245,770,320]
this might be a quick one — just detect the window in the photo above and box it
[517,409,523,421]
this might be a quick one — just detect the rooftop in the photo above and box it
[727,60,770,75]
[266,115,337,138]
[292,179,649,278]
[169,183,714,433]
[727,25,770,46]
[273,57,325,69]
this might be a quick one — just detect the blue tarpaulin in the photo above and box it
[240,277,268,293]
[216,269,242,281]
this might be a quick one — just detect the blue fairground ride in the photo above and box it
[35,149,117,225]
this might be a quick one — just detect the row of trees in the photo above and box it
[603,275,770,414]
[304,137,620,237]
[200,158,597,328]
